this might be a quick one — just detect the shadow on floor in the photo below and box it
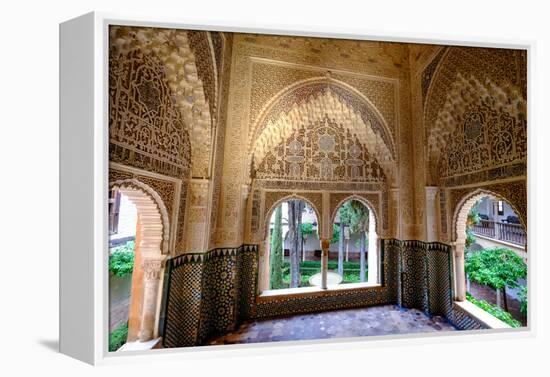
[38,339,59,353]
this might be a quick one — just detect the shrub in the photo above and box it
[109,241,135,277]
[465,247,527,291]
[466,293,522,328]
[109,322,128,352]
[281,260,367,286]
[518,286,528,315]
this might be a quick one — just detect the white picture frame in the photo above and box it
[59,11,535,365]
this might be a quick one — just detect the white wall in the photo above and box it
[110,194,138,245]
[477,197,519,222]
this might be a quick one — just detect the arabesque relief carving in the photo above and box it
[107,25,527,253]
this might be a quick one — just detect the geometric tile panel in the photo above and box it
[450,304,486,330]
[238,246,259,321]
[162,259,204,348]
[384,239,456,324]
[400,240,428,311]
[161,240,482,348]
[162,245,257,348]
[426,242,454,319]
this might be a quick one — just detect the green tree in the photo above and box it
[465,247,527,312]
[300,222,315,262]
[339,200,369,282]
[336,204,354,277]
[269,205,283,289]
[518,286,528,316]
[288,200,304,288]
[465,201,481,251]
[331,223,340,244]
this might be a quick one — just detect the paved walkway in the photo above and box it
[207,305,456,345]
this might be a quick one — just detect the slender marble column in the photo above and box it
[425,186,439,242]
[321,238,330,289]
[367,210,378,284]
[453,242,466,301]
[139,257,165,341]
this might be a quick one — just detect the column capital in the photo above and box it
[141,256,166,280]
[241,184,251,199]
[425,186,439,200]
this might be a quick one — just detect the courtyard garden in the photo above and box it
[464,202,527,326]
[281,260,367,287]
[108,240,135,351]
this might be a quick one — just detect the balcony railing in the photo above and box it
[472,219,526,246]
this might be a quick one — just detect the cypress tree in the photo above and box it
[269,205,283,289]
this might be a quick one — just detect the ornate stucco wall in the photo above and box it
[413,46,527,244]
[108,25,527,258]
[108,27,527,345]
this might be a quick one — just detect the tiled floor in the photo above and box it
[207,305,456,345]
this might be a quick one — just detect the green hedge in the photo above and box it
[109,322,128,352]
[109,241,135,277]
[280,260,367,287]
[466,293,522,328]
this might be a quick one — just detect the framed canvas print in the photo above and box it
[59,12,532,365]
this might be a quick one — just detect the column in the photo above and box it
[139,257,165,341]
[389,188,400,238]
[425,186,439,242]
[367,210,378,284]
[259,238,270,292]
[321,238,330,289]
[453,242,466,301]
[186,179,210,252]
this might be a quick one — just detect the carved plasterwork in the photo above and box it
[250,80,396,183]
[109,163,183,256]
[254,114,387,183]
[109,177,169,256]
[415,46,526,242]
[248,65,398,146]
[110,26,215,178]
[109,50,191,178]
[185,179,210,252]
[427,74,526,184]
[424,47,527,185]
[216,35,408,245]
[437,102,526,180]
[448,180,527,243]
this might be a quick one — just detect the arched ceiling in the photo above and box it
[423,47,527,183]
[249,78,397,184]
[428,73,526,164]
[251,84,396,181]
[110,26,215,178]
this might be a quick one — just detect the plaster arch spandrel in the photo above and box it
[249,78,398,185]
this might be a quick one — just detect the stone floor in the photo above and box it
[207,305,456,345]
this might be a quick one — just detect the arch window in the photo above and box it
[453,192,527,325]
